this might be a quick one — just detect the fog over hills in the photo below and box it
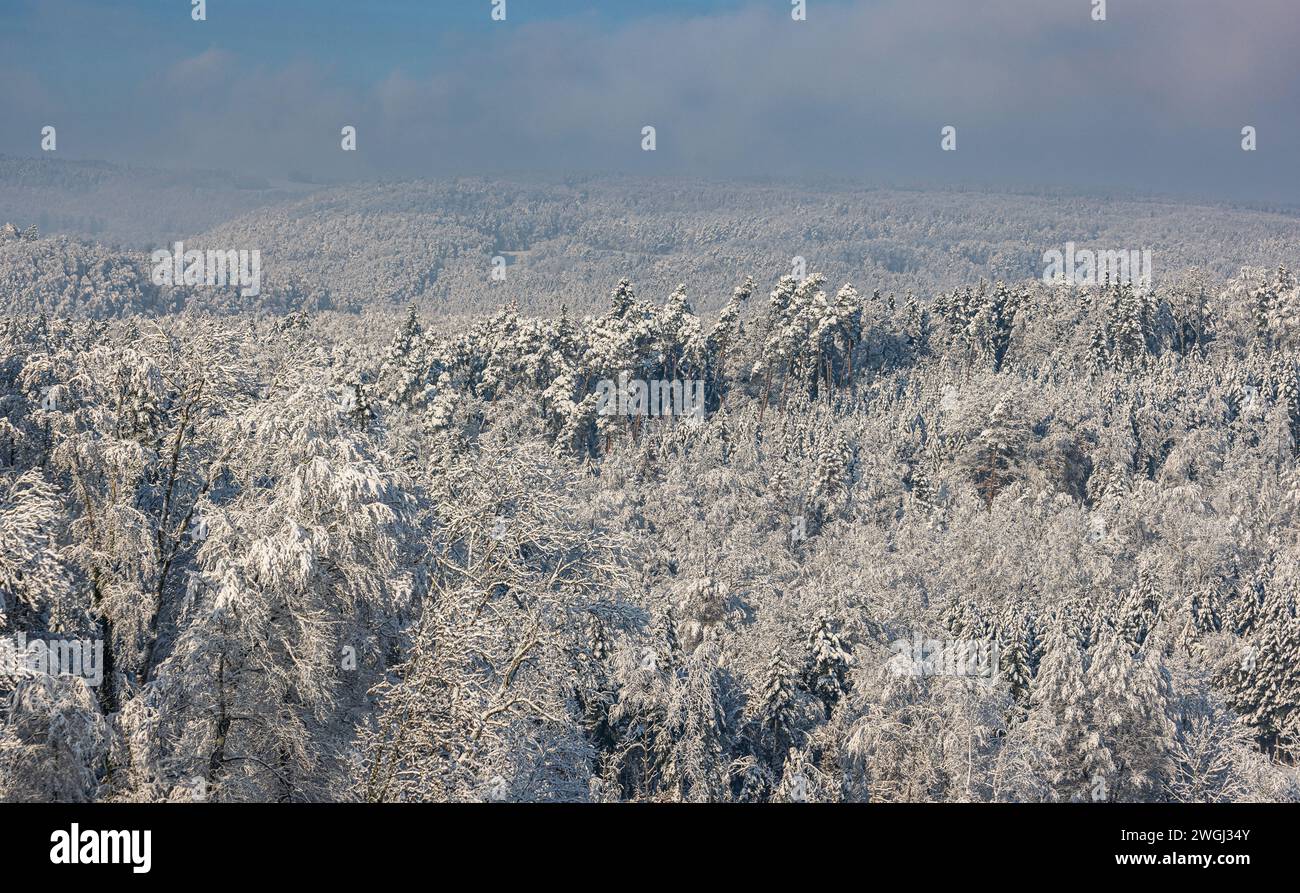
[0,155,314,249]
[3,157,1299,319]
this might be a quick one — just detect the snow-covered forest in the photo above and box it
[4,243,1300,802]
[5,158,1300,318]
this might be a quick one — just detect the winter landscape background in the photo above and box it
[3,0,1300,804]
[2,155,1300,802]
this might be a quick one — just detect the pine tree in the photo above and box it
[1085,625,1176,800]
[1218,582,1300,758]
[756,647,798,762]
[576,613,617,756]
[1119,567,1161,653]
[1000,629,1034,723]
[803,615,852,720]
[964,395,1029,507]
[659,642,733,802]
[1018,612,1090,801]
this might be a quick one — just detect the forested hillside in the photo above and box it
[176,178,1300,314]
[0,155,312,248]
[5,160,1300,318]
[4,264,1300,802]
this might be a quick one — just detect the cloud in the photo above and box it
[1,0,1296,200]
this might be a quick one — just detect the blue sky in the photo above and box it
[2,1,769,89]
[2,0,1296,203]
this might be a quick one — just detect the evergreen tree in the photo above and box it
[803,615,853,720]
[1219,581,1300,757]
[756,647,798,763]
